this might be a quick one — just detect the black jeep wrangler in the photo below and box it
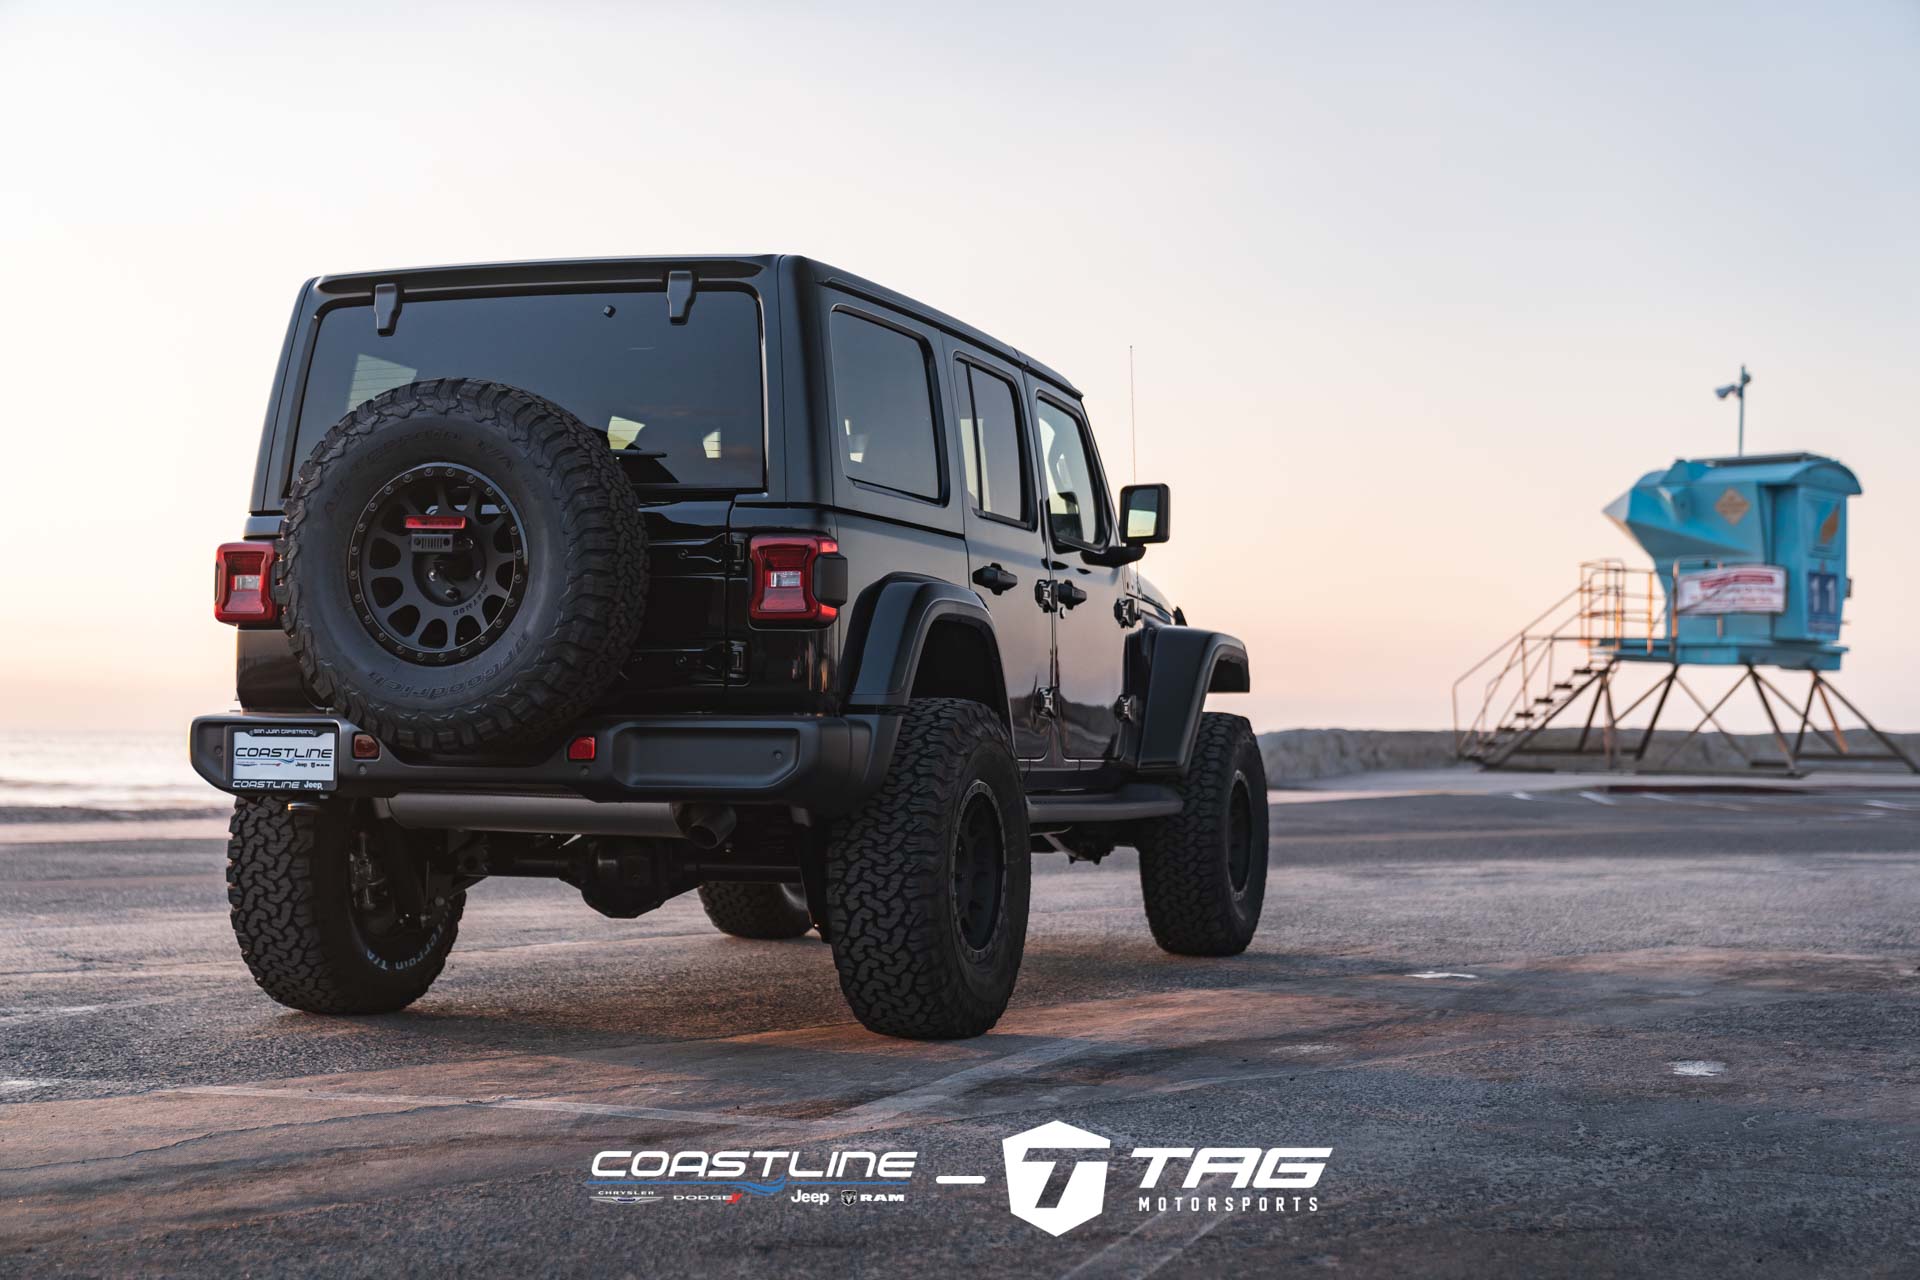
[191,255,1265,1039]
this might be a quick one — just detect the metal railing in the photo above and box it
[1451,560,1672,759]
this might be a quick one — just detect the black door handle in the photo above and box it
[1055,580,1088,609]
[972,563,1018,595]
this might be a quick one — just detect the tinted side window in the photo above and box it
[957,363,1031,523]
[1036,397,1106,547]
[829,310,941,501]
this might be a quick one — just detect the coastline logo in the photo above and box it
[1000,1120,1331,1237]
[587,1148,915,1203]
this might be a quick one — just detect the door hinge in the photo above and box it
[1115,596,1140,627]
[1037,687,1058,719]
[1114,694,1141,723]
[1035,579,1059,613]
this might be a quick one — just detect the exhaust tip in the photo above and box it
[673,803,737,850]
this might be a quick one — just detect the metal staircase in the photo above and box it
[1452,560,1663,767]
[1453,560,1917,775]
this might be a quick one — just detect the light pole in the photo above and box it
[1715,365,1751,456]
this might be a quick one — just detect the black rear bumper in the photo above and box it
[188,711,900,814]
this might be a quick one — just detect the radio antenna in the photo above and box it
[1128,344,1138,483]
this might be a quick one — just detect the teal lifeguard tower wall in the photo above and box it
[1602,453,1858,671]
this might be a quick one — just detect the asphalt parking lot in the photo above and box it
[4,786,1919,1278]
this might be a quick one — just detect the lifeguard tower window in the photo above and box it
[829,309,943,502]
[1037,397,1105,547]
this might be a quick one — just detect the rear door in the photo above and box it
[278,279,769,713]
[949,348,1054,761]
[1033,390,1129,762]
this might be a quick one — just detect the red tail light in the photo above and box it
[214,541,278,626]
[749,535,843,625]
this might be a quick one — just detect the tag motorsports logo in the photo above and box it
[1003,1120,1330,1237]
[587,1123,1329,1235]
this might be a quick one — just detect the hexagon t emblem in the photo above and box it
[1002,1120,1112,1236]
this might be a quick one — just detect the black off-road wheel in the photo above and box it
[226,797,462,1014]
[280,378,647,755]
[824,699,1030,1039]
[697,882,815,940]
[1137,712,1269,956]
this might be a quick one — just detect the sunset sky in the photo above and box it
[2,1,1915,735]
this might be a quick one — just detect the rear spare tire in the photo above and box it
[280,379,647,754]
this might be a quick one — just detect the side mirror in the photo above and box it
[1118,484,1171,545]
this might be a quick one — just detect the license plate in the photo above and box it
[231,726,337,792]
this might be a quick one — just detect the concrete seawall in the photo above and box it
[1258,727,1920,782]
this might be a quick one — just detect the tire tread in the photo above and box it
[697,882,814,940]
[1137,712,1267,956]
[226,798,460,1014]
[825,699,1027,1039]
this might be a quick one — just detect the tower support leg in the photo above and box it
[1749,665,1799,775]
[1811,675,1920,774]
[1634,669,1677,763]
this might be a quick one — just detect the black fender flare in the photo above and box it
[840,576,1012,735]
[1135,626,1251,772]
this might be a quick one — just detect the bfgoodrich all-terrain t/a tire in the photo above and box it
[226,797,462,1014]
[1137,712,1269,956]
[824,698,1030,1039]
[280,378,647,755]
[697,882,815,940]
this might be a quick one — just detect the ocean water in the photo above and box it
[0,731,221,810]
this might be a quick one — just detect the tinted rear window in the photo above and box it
[292,289,765,489]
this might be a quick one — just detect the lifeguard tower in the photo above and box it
[1453,453,1916,775]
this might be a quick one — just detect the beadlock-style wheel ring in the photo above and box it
[345,463,528,666]
[951,781,1008,954]
[1226,769,1254,895]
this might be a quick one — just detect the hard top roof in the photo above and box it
[311,253,1081,398]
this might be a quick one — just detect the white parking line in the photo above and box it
[1670,1060,1727,1077]
[0,1078,61,1095]
[1579,791,1618,806]
[171,1084,773,1127]
[0,1072,817,1129]
[0,995,200,1024]
[0,1076,797,1127]
[831,1037,1110,1129]
[1059,1205,1230,1280]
